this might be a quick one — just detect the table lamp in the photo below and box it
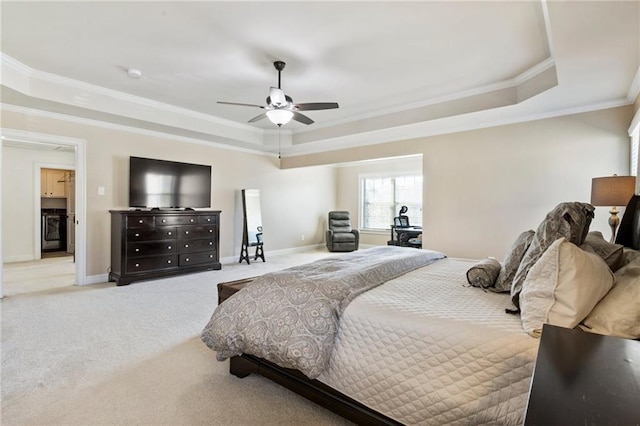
[590,175,636,243]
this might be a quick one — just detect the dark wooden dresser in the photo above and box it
[524,324,640,425]
[109,210,222,285]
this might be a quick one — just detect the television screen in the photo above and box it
[129,157,212,208]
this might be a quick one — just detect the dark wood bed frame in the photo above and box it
[217,278,402,426]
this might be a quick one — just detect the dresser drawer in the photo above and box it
[127,216,154,228]
[177,225,217,239]
[156,215,198,226]
[199,215,218,225]
[177,238,217,253]
[127,241,176,257]
[127,227,177,241]
[126,255,178,273]
[179,250,217,266]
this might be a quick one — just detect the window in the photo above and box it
[361,174,423,230]
[631,124,639,177]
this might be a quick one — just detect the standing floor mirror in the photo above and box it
[240,189,265,264]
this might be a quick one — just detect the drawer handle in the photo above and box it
[135,263,140,267]
[209,254,213,258]
[138,219,143,224]
[135,248,140,252]
[185,231,189,235]
[185,258,190,262]
[209,242,213,245]
[167,260,172,264]
[162,219,166,223]
[135,233,140,237]
[185,244,189,248]
[167,232,172,235]
[206,218,211,222]
[190,219,194,222]
[209,229,213,233]
[168,246,172,250]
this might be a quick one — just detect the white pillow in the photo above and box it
[580,255,640,339]
[520,237,614,337]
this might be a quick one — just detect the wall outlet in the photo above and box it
[301,234,305,241]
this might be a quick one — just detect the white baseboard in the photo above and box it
[79,273,109,285]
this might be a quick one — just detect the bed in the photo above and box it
[201,201,640,425]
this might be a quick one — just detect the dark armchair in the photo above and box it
[326,211,359,252]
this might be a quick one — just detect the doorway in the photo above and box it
[0,129,87,298]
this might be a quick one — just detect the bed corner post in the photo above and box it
[230,355,257,378]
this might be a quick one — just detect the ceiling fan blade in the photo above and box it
[269,87,287,107]
[217,101,265,109]
[294,102,339,111]
[248,113,268,123]
[292,111,314,125]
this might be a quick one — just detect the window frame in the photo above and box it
[358,172,423,233]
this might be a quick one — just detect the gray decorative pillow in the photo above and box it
[466,258,502,289]
[581,231,624,272]
[493,230,535,293]
[511,202,595,310]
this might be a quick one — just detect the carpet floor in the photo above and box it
[1,247,353,425]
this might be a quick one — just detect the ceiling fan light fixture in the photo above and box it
[266,109,293,125]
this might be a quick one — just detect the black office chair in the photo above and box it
[390,206,422,247]
[394,206,410,228]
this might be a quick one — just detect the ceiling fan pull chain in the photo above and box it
[278,124,282,159]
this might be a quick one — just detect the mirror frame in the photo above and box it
[239,189,265,264]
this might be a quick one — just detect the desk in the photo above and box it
[524,324,640,425]
[388,226,422,247]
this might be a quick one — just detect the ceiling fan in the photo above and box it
[217,61,339,126]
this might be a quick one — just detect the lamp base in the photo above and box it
[608,207,620,244]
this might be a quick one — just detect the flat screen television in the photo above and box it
[129,156,212,209]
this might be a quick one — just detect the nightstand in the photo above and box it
[524,324,640,425]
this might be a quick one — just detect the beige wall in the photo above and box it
[306,106,634,259]
[1,146,74,261]
[1,110,338,279]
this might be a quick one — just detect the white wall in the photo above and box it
[1,145,74,262]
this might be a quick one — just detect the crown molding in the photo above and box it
[628,65,640,103]
[284,98,633,158]
[0,103,272,157]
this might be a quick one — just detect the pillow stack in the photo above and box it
[510,202,595,310]
[466,201,640,339]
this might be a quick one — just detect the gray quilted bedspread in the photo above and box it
[201,246,446,378]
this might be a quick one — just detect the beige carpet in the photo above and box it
[1,248,353,425]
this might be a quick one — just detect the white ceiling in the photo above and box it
[1,1,639,156]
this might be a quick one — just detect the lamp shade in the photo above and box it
[590,175,636,207]
[266,109,293,126]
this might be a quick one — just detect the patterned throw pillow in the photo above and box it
[581,231,624,272]
[493,230,535,293]
[466,258,502,289]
